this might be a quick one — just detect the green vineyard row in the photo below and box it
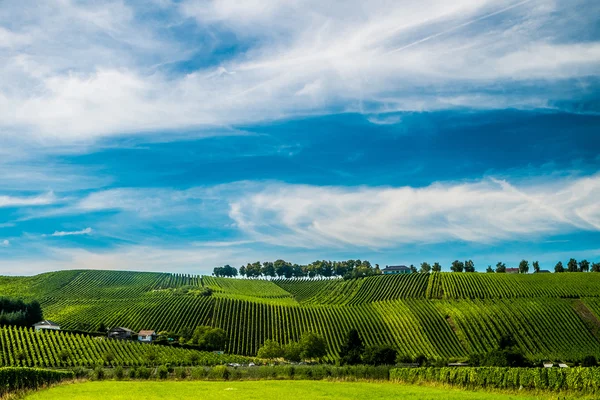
[0,326,252,368]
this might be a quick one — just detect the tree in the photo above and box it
[579,259,590,273]
[495,262,506,273]
[299,332,327,361]
[420,262,431,273]
[518,260,529,274]
[246,262,262,278]
[464,260,475,273]
[592,262,600,273]
[274,259,290,278]
[340,328,363,365]
[432,262,442,272]
[567,258,578,272]
[450,260,464,272]
[189,326,227,351]
[555,261,565,273]
[486,265,494,273]
[261,262,276,278]
[239,265,246,277]
[283,341,303,362]
[409,264,417,273]
[257,339,283,360]
[533,261,540,273]
[362,345,397,366]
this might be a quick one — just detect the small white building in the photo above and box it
[33,320,61,332]
[138,330,157,343]
[543,363,554,368]
[558,363,569,368]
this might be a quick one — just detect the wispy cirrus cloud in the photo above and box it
[47,227,93,237]
[0,192,56,208]
[228,174,600,248]
[0,0,598,143]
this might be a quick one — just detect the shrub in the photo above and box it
[93,366,105,380]
[0,367,75,396]
[128,367,137,379]
[136,366,152,380]
[582,355,597,367]
[209,365,230,380]
[158,365,169,380]
[114,366,125,380]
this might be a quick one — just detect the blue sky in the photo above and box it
[1,0,600,275]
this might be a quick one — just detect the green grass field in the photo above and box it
[23,381,574,400]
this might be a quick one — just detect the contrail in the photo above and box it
[384,0,534,55]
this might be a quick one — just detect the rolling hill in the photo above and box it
[2,270,600,362]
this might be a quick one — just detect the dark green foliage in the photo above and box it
[568,258,579,272]
[136,366,151,379]
[0,367,74,395]
[495,262,506,273]
[187,326,227,351]
[362,345,397,366]
[485,265,494,273]
[464,260,475,273]
[420,262,431,273]
[300,332,327,361]
[158,365,169,379]
[114,365,124,380]
[450,260,464,272]
[257,339,283,360]
[579,260,590,273]
[283,342,303,362]
[519,260,529,274]
[431,262,442,272]
[0,298,43,327]
[93,366,105,380]
[390,366,600,394]
[340,329,363,365]
[555,261,565,273]
[213,265,238,277]
[582,355,597,367]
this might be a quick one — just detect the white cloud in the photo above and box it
[1,240,9,246]
[48,227,93,237]
[0,192,56,208]
[0,0,598,142]
[228,174,600,248]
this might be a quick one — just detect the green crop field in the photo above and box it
[2,270,600,362]
[0,326,253,368]
[22,380,574,400]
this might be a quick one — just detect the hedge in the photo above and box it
[390,367,600,394]
[0,367,75,395]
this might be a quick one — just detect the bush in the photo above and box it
[390,366,600,394]
[93,366,105,380]
[158,365,169,380]
[71,366,88,379]
[362,345,397,366]
[114,366,125,380]
[136,366,152,380]
[0,367,75,396]
[582,355,597,367]
[128,367,137,379]
[209,365,230,380]
[176,367,188,379]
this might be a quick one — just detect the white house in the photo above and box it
[138,330,157,343]
[33,320,61,332]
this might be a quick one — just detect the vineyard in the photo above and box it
[0,326,252,368]
[2,270,600,362]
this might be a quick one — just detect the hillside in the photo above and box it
[2,270,600,362]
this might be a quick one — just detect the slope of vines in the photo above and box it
[0,326,251,368]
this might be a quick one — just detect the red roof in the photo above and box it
[506,268,520,273]
[138,330,156,336]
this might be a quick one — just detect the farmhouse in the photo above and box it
[382,265,411,275]
[33,320,61,332]
[505,268,520,274]
[138,330,157,343]
[107,327,137,340]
